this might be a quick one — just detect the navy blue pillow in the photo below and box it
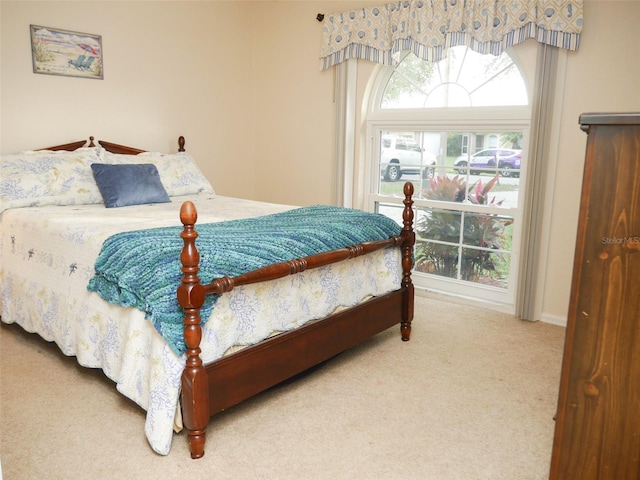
[91,163,171,208]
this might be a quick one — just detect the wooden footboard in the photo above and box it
[177,182,415,459]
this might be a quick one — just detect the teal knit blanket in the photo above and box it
[87,205,401,356]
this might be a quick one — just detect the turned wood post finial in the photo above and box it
[178,200,203,315]
[178,200,202,339]
[180,200,197,228]
[178,136,186,152]
[401,182,415,341]
[88,136,95,147]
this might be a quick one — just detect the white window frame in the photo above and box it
[338,44,564,318]
[360,48,533,312]
[365,112,530,309]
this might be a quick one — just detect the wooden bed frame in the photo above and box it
[46,135,416,459]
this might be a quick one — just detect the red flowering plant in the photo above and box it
[415,174,512,283]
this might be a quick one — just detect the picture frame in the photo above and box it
[30,25,103,80]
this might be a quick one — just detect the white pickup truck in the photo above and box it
[380,136,436,181]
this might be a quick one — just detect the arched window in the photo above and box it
[366,45,531,310]
[381,48,527,109]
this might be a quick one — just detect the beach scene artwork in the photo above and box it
[31,25,103,79]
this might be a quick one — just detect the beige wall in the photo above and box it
[250,1,380,206]
[1,1,258,199]
[2,0,640,324]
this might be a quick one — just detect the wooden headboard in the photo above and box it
[98,137,186,155]
[42,136,186,153]
[42,139,90,151]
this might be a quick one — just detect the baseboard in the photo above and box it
[539,313,567,327]
[415,288,568,328]
[414,288,515,315]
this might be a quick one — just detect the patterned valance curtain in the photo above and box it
[319,0,583,70]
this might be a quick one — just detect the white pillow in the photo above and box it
[0,148,104,214]
[102,151,215,198]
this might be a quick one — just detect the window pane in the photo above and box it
[377,130,523,209]
[460,247,510,288]
[381,47,527,109]
[378,131,438,186]
[414,207,513,288]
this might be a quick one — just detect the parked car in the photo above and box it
[380,136,437,181]
[454,148,522,177]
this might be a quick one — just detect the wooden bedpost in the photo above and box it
[401,182,415,341]
[177,201,210,459]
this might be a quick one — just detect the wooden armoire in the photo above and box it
[549,113,640,479]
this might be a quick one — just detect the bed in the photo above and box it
[0,136,415,459]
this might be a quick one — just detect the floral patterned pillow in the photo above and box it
[102,151,215,198]
[0,148,104,214]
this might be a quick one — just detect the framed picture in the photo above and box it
[30,25,103,79]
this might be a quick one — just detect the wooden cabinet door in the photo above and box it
[549,114,640,480]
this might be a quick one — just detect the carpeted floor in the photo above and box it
[0,295,565,480]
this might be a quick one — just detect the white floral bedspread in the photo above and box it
[0,195,401,455]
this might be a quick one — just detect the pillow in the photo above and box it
[101,151,215,197]
[91,163,171,208]
[0,147,104,214]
